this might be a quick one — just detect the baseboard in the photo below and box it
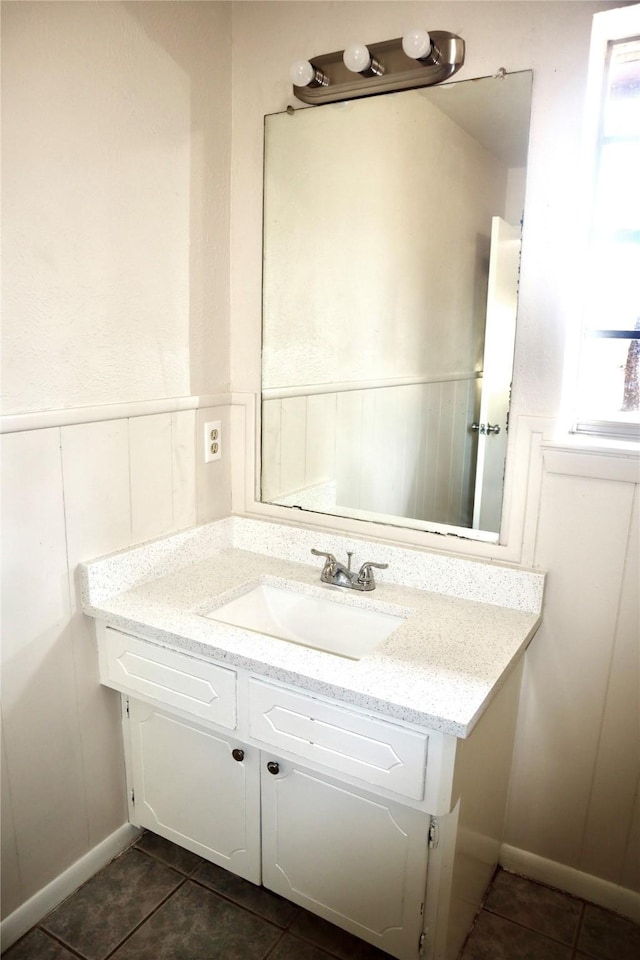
[500,844,640,924]
[0,823,142,951]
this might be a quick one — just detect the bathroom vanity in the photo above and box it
[81,517,543,960]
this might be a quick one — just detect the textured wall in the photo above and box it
[1,0,231,414]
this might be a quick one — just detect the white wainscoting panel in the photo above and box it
[0,396,232,924]
[505,466,639,900]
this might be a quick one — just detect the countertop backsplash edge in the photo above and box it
[79,514,545,613]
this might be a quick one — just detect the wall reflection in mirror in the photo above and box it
[261,71,532,539]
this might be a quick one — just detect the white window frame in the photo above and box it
[567,3,640,444]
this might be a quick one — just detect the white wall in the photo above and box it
[0,0,233,923]
[229,0,639,916]
[2,0,231,413]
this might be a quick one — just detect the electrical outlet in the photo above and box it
[204,420,222,462]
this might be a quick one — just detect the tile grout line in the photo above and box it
[572,900,587,954]
[101,876,190,960]
[29,928,88,960]
[481,906,582,951]
[131,845,390,960]
[130,845,303,945]
[135,853,293,933]
[260,926,290,960]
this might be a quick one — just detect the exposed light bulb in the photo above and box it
[402,28,433,60]
[290,60,315,86]
[290,59,329,88]
[343,43,384,77]
[343,43,372,74]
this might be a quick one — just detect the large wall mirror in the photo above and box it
[260,71,532,540]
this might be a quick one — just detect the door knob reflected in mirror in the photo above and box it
[470,423,501,435]
[266,760,280,775]
[231,748,245,762]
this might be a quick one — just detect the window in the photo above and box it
[574,6,640,441]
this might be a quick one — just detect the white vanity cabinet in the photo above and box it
[96,621,524,960]
[124,692,428,959]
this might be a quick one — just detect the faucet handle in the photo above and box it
[311,548,337,573]
[356,561,388,590]
[311,548,335,560]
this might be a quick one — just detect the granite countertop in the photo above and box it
[81,519,543,738]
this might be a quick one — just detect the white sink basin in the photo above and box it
[202,583,406,660]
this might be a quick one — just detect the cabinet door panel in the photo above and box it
[129,700,260,882]
[262,762,427,960]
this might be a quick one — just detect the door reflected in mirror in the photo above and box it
[261,71,532,539]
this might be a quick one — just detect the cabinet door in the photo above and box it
[261,759,428,960]
[128,700,260,882]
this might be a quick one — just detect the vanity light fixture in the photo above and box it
[290,29,464,105]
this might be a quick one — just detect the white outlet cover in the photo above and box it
[204,420,222,462]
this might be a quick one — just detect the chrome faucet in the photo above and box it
[311,548,388,592]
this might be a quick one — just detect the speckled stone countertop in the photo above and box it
[80,517,544,738]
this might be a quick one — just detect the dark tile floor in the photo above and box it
[458,868,640,960]
[3,832,639,960]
